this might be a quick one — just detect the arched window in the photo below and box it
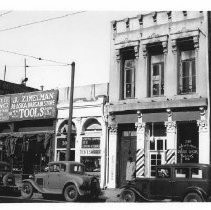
[84,118,101,132]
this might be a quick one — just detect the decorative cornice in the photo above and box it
[135,122,146,133]
[162,41,168,54]
[193,35,199,50]
[108,124,118,134]
[167,11,172,21]
[137,14,143,27]
[134,45,139,58]
[115,49,120,61]
[197,120,208,132]
[152,12,157,23]
[165,121,176,133]
[124,18,130,30]
[171,39,177,54]
[142,44,148,57]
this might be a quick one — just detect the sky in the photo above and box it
[0,0,209,92]
[0,10,140,90]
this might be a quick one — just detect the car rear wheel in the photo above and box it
[64,185,79,202]
[21,182,33,199]
[121,189,136,202]
[183,193,204,202]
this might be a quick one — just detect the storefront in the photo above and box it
[55,84,109,188]
[0,90,58,175]
[107,106,209,188]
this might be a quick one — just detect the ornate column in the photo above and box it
[165,109,177,164]
[197,107,209,164]
[135,111,145,177]
[107,114,118,188]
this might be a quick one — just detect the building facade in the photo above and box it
[55,83,109,188]
[0,89,58,175]
[107,11,210,188]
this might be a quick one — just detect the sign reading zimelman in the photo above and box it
[0,90,58,122]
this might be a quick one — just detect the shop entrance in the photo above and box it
[119,130,137,186]
[177,122,199,163]
[148,123,167,177]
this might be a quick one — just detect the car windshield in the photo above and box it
[69,164,85,174]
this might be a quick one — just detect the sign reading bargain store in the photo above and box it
[0,90,58,122]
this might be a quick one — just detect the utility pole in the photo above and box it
[66,62,75,161]
[4,65,6,81]
[24,58,27,83]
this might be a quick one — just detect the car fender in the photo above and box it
[63,180,83,195]
[22,179,45,194]
[121,185,153,202]
[183,186,207,201]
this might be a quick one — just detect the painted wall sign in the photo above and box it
[57,138,67,149]
[82,137,100,149]
[0,96,10,121]
[177,140,198,161]
[9,90,58,121]
[80,149,101,155]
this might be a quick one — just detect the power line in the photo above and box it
[0,49,71,65]
[0,64,68,68]
[0,11,85,33]
[0,11,12,17]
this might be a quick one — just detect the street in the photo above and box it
[0,189,121,203]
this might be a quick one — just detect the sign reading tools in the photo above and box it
[0,90,58,122]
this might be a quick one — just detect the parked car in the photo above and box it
[21,161,101,202]
[0,161,19,193]
[120,163,211,202]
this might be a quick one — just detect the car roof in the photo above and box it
[48,161,84,166]
[156,163,211,168]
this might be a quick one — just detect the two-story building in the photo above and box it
[107,11,209,188]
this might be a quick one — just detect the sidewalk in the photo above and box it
[101,188,122,202]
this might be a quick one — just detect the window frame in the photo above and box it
[179,57,196,94]
[123,59,135,99]
[150,62,164,97]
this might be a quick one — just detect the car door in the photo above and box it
[150,167,173,199]
[172,167,190,199]
[46,164,62,192]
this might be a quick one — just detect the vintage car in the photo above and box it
[120,163,211,202]
[21,161,101,202]
[0,161,19,193]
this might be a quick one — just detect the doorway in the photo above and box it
[119,130,137,186]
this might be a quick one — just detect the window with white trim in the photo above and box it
[120,48,135,99]
[179,50,196,94]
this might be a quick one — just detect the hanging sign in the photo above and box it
[9,90,58,121]
[0,96,10,121]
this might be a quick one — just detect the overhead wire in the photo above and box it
[0,11,12,17]
[0,11,85,33]
[0,49,71,65]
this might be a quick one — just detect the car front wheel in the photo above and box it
[183,192,204,202]
[21,182,33,199]
[121,189,136,202]
[64,185,79,202]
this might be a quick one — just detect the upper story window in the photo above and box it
[179,50,196,94]
[147,43,165,97]
[151,55,164,97]
[120,48,135,99]
[173,36,198,95]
